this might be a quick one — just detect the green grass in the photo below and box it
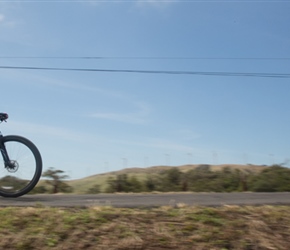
[0,205,289,249]
[65,173,150,193]
[67,174,114,193]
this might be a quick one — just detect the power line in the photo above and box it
[1,56,290,61]
[1,65,289,78]
[1,0,289,2]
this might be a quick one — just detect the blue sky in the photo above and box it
[0,0,290,179]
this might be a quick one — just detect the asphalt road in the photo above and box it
[0,192,290,208]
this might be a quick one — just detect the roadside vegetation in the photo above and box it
[103,164,290,194]
[0,205,289,249]
[32,164,290,194]
[32,168,73,194]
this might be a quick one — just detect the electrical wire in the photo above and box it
[0,65,289,78]
[1,0,289,2]
[1,56,290,61]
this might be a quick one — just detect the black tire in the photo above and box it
[0,135,42,197]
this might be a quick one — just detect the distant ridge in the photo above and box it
[98,163,268,176]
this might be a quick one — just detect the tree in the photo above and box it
[248,165,290,192]
[126,176,144,192]
[105,174,145,193]
[105,174,128,193]
[144,175,158,192]
[160,168,182,191]
[186,167,221,192]
[86,184,101,194]
[29,185,48,194]
[42,168,72,194]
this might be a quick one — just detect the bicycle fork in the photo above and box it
[0,134,11,168]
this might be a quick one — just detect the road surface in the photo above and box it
[0,192,290,208]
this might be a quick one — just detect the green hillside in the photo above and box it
[66,164,268,194]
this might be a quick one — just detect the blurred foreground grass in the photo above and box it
[0,205,289,249]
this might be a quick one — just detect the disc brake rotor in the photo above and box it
[6,160,19,173]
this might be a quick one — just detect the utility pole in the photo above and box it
[165,154,170,166]
[187,153,192,165]
[144,156,149,168]
[122,158,128,169]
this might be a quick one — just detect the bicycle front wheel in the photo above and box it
[0,135,42,197]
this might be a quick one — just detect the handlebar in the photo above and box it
[0,113,8,122]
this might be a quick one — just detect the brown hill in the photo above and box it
[102,163,267,175]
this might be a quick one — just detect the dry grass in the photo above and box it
[0,205,289,249]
